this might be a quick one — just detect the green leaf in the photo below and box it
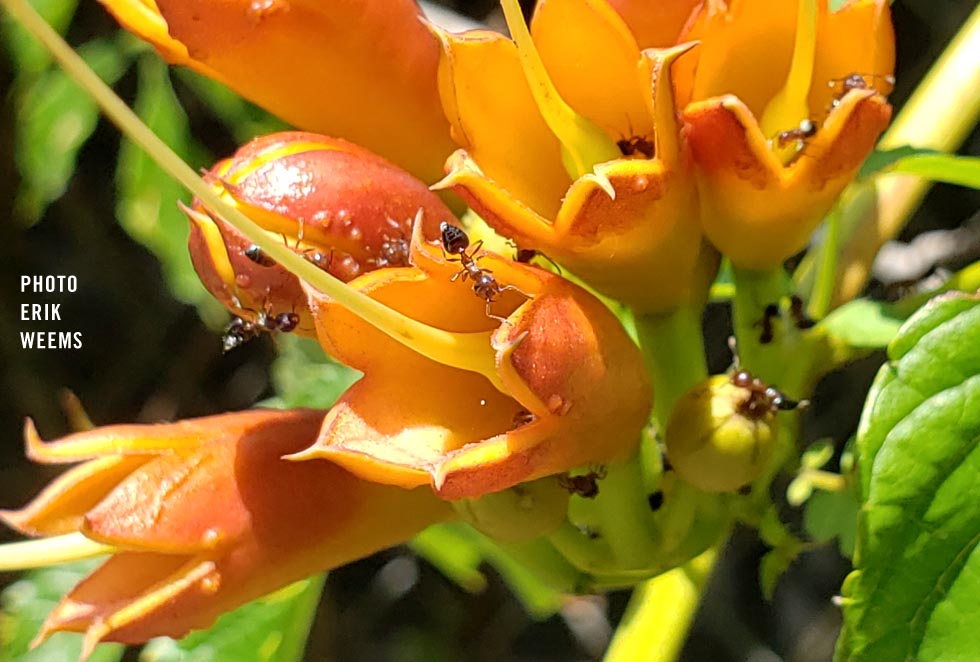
[264,336,360,410]
[804,488,858,558]
[13,37,129,224]
[888,153,980,190]
[140,575,325,662]
[819,298,905,348]
[410,524,488,594]
[0,0,77,74]
[413,523,565,620]
[857,146,933,180]
[836,292,980,661]
[115,54,223,317]
[0,560,124,662]
[859,148,980,190]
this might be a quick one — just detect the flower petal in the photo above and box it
[605,0,702,48]
[103,0,453,183]
[689,0,801,117]
[531,0,651,140]
[683,91,891,268]
[810,0,895,121]
[434,27,570,219]
[27,409,453,649]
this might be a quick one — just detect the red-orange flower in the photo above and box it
[98,0,455,184]
[0,410,453,655]
[292,217,653,499]
[185,131,454,335]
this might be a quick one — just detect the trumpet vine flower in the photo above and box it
[679,0,895,269]
[0,410,453,656]
[293,218,653,499]
[433,0,709,313]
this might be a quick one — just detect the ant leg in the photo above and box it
[499,284,534,301]
[484,299,511,323]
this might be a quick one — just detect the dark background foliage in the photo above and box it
[1,1,978,660]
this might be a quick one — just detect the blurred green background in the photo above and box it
[1,1,978,660]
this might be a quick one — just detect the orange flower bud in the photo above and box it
[185,132,454,335]
[0,409,452,654]
[292,218,653,499]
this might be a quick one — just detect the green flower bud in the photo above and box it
[664,372,793,492]
[453,477,571,543]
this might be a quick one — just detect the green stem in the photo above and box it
[603,547,719,662]
[593,457,659,569]
[634,306,708,428]
[731,267,791,382]
[807,203,842,320]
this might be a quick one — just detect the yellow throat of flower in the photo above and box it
[760,0,818,165]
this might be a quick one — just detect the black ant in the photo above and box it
[757,295,816,344]
[828,72,896,110]
[244,244,276,267]
[513,245,562,273]
[789,295,816,330]
[222,308,300,352]
[439,222,530,321]
[512,408,535,428]
[730,370,804,419]
[616,135,655,159]
[774,119,818,152]
[558,466,608,499]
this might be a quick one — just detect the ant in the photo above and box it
[439,222,530,321]
[730,370,805,418]
[558,466,608,499]
[828,73,896,109]
[616,135,655,159]
[222,308,300,352]
[773,119,818,152]
[372,218,411,269]
[513,245,562,273]
[512,408,535,428]
[244,244,276,267]
[757,295,816,344]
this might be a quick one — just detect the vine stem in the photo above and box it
[603,547,718,662]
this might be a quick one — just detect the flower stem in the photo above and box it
[634,306,707,428]
[0,0,508,393]
[807,203,842,320]
[731,267,791,382]
[0,533,113,570]
[602,547,719,662]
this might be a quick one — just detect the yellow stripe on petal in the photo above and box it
[760,0,819,163]
[531,0,650,142]
[500,0,621,179]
